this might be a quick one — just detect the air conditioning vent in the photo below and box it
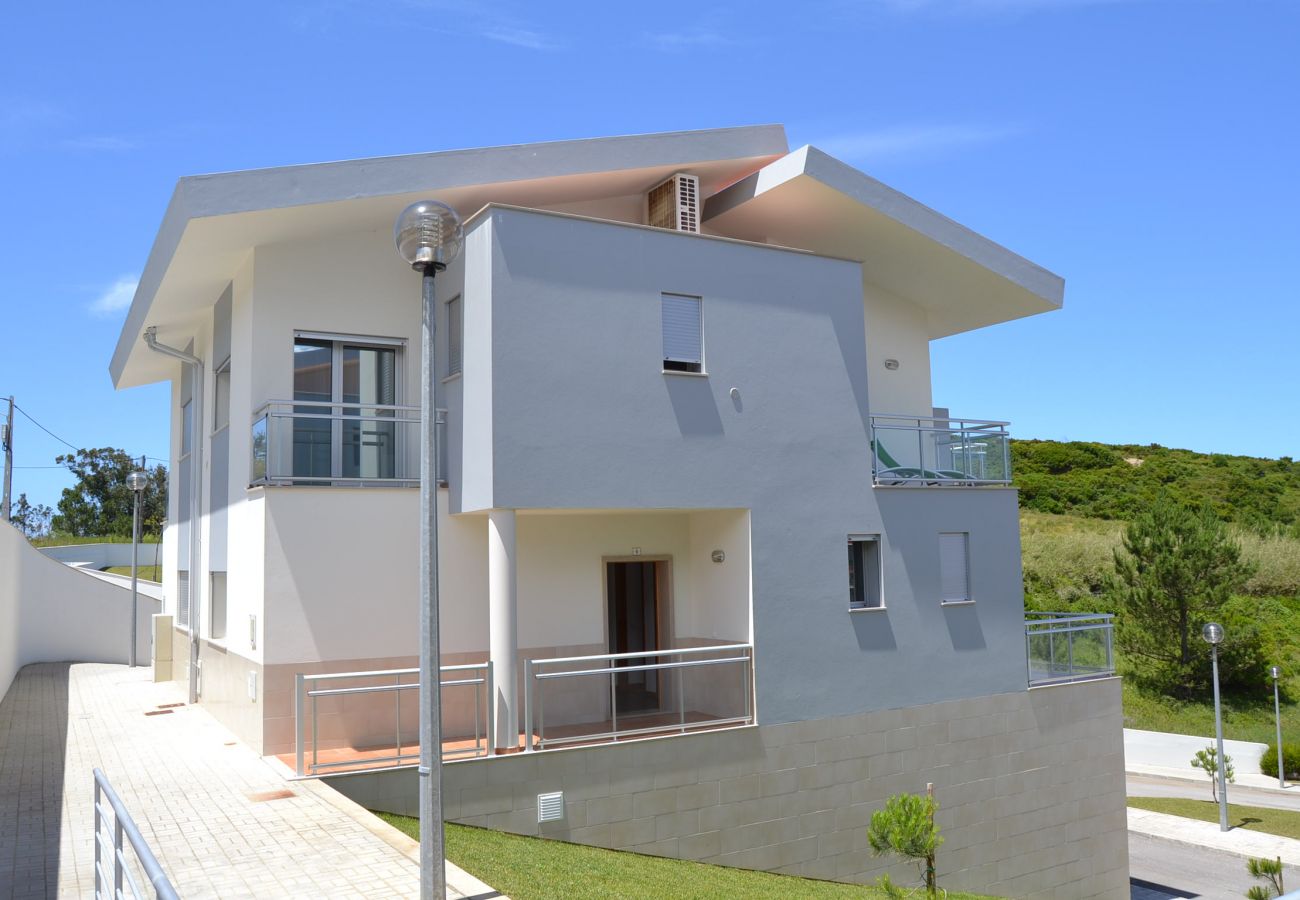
[537,791,565,823]
[647,173,700,233]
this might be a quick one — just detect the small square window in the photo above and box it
[939,532,970,603]
[848,535,883,610]
[662,293,703,374]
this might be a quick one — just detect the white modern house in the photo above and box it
[109,125,1128,897]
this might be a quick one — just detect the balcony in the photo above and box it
[250,400,445,488]
[1025,612,1115,686]
[870,414,1011,487]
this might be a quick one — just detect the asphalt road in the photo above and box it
[1128,832,1266,898]
[1128,773,1300,812]
[1127,774,1300,898]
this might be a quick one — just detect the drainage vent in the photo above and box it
[537,791,564,823]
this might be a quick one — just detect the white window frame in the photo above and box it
[661,292,705,375]
[444,295,462,380]
[292,332,406,481]
[939,532,973,605]
[847,534,884,611]
[212,356,231,435]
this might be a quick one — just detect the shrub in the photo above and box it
[867,792,942,898]
[1259,743,1300,781]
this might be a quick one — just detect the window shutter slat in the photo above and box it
[662,294,701,364]
[939,533,969,602]
[448,297,462,376]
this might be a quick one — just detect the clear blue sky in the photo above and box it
[2,1,1297,511]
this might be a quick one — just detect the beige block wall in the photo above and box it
[198,640,263,751]
[425,677,1127,899]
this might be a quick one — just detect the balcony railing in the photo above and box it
[293,663,492,776]
[1025,612,1115,686]
[870,414,1011,486]
[251,400,445,487]
[524,644,755,752]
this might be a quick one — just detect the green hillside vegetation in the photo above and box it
[1014,440,1300,534]
[1014,439,1300,743]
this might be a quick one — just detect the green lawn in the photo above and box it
[1122,680,1300,747]
[1128,797,1300,840]
[374,816,994,900]
[30,534,160,547]
[102,565,162,583]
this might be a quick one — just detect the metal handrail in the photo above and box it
[1025,613,1115,687]
[524,644,755,752]
[870,413,1012,487]
[293,662,492,776]
[93,768,179,900]
[251,400,445,488]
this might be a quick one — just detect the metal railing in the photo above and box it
[524,644,754,752]
[93,768,180,900]
[293,662,492,776]
[870,414,1011,486]
[251,400,447,487]
[1025,612,1115,686]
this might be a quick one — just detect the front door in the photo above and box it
[606,561,662,715]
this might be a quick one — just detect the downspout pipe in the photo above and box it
[143,326,204,705]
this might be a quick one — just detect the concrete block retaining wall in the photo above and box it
[331,677,1128,899]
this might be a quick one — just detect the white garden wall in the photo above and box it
[0,520,160,701]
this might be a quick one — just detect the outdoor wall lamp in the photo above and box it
[126,468,148,668]
[1201,621,1230,831]
[394,199,463,900]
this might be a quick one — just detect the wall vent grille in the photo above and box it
[537,791,565,823]
[647,173,700,233]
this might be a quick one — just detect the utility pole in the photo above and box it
[2,396,13,522]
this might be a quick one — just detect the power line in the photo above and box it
[13,403,80,453]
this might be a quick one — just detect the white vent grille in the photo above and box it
[177,570,190,628]
[537,791,565,823]
[647,174,700,233]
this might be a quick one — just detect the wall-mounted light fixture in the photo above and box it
[711,550,726,563]
[883,359,900,371]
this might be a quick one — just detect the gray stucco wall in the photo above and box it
[455,207,1031,724]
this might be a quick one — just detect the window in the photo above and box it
[939,532,971,603]
[446,296,462,377]
[177,570,190,628]
[848,535,883,610]
[181,400,193,457]
[292,334,402,481]
[210,572,227,641]
[213,358,231,433]
[662,293,703,373]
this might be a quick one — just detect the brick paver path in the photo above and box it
[0,663,486,899]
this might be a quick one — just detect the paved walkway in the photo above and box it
[1128,807,1300,866]
[0,662,499,899]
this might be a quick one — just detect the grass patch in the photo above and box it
[1128,797,1300,840]
[373,815,995,899]
[30,533,160,547]
[1122,679,1300,746]
[102,565,162,582]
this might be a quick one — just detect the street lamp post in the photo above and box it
[1272,665,1285,789]
[395,199,463,900]
[1202,622,1229,831]
[126,468,149,668]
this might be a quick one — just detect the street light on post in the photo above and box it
[1272,665,1285,789]
[126,468,149,668]
[1202,622,1229,831]
[395,199,463,900]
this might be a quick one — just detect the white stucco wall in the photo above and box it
[0,521,159,700]
[862,281,934,417]
[37,542,163,570]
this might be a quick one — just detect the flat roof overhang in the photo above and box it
[703,146,1064,339]
[111,125,789,389]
